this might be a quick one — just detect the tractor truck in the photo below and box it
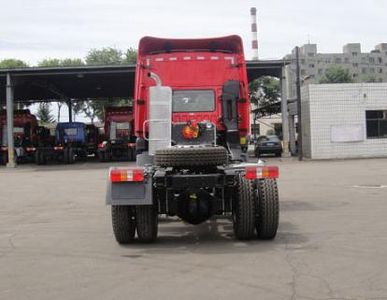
[0,110,38,165]
[97,106,136,162]
[35,122,97,164]
[106,35,280,243]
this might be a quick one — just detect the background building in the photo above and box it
[285,43,387,99]
[302,83,387,159]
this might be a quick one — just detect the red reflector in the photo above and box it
[245,166,279,180]
[110,168,144,183]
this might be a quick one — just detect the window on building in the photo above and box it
[362,68,367,74]
[370,68,375,73]
[301,69,306,76]
[379,68,383,74]
[353,73,358,78]
[309,64,315,68]
[378,57,383,64]
[369,57,375,63]
[335,58,342,64]
[345,57,350,63]
[352,52,358,57]
[353,63,358,67]
[361,57,366,63]
[366,110,387,138]
[301,59,305,64]
[318,69,323,75]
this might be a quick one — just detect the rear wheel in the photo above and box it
[233,175,256,240]
[35,150,46,165]
[128,148,135,161]
[98,151,106,162]
[255,179,279,239]
[64,148,75,164]
[136,205,158,243]
[111,206,136,244]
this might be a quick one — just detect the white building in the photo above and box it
[302,83,387,159]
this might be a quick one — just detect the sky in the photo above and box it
[1,0,387,65]
[1,0,386,121]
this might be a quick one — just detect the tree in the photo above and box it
[38,58,84,67]
[0,59,29,69]
[249,76,281,117]
[86,47,124,65]
[319,65,353,84]
[36,103,54,124]
[123,47,137,64]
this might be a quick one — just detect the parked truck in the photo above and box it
[36,122,97,164]
[97,106,136,162]
[0,110,38,165]
[106,35,280,244]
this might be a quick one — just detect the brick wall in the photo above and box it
[302,83,387,159]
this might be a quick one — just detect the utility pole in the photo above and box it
[295,46,303,161]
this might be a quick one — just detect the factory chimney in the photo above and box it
[250,7,259,60]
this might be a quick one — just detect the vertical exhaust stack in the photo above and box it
[250,7,259,60]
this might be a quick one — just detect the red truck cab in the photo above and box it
[134,35,250,156]
[0,110,38,164]
[97,106,136,162]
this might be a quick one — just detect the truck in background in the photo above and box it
[0,110,38,165]
[97,106,136,162]
[35,122,98,164]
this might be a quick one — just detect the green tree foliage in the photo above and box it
[319,65,353,84]
[249,76,281,117]
[36,103,54,124]
[38,58,84,67]
[0,59,29,69]
[86,47,124,65]
[123,47,138,64]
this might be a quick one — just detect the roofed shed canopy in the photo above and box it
[0,60,286,105]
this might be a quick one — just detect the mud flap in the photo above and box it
[106,178,153,206]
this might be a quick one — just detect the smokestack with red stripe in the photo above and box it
[250,7,259,60]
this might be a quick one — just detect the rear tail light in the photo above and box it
[26,147,36,152]
[110,167,145,183]
[127,143,136,147]
[245,166,279,180]
[54,146,64,151]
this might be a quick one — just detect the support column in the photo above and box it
[280,66,290,157]
[288,115,296,155]
[67,99,72,123]
[6,73,16,168]
[295,46,303,161]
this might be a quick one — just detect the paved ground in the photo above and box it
[1,157,387,300]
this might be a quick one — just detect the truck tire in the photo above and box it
[35,150,46,165]
[154,146,228,167]
[64,148,75,164]
[255,179,279,240]
[233,175,256,240]
[136,205,158,243]
[0,153,7,165]
[111,206,136,244]
[128,148,135,161]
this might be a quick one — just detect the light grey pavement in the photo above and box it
[1,158,387,300]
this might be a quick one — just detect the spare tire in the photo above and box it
[154,146,228,167]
